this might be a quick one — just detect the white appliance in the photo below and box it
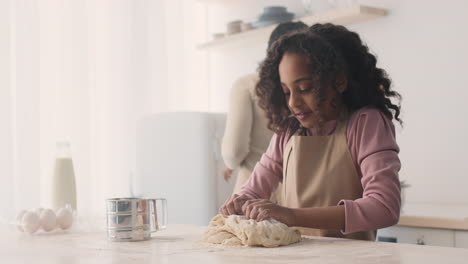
[134,112,235,226]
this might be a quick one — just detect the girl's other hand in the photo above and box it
[219,194,250,216]
[242,199,296,226]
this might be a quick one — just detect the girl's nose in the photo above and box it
[288,91,302,109]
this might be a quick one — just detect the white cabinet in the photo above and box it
[377,203,468,248]
[455,231,468,248]
[377,226,455,247]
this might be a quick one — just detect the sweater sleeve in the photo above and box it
[339,108,401,234]
[237,132,288,199]
[221,76,254,169]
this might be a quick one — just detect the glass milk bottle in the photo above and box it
[52,141,77,210]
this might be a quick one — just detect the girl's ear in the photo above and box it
[336,76,348,94]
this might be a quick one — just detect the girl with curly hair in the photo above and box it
[219,23,402,241]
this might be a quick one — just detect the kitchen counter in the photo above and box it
[399,203,468,230]
[2,224,468,263]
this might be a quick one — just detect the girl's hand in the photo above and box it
[219,194,250,216]
[242,199,297,226]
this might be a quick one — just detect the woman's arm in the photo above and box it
[221,76,254,170]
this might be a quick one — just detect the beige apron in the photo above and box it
[280,114,376,241]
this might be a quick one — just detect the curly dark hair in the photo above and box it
[256,23,402,133]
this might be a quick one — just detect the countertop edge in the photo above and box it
[398,215,468,230]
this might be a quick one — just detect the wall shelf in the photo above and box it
[197,0,238,4]
[197,5,387,50]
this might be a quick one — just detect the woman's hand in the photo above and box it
[223,167,233,181]
[242,199,297,226]
[219,194,250,216]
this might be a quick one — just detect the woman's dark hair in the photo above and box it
[256,23,402,133]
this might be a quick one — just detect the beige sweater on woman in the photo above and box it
[221,73,273,171]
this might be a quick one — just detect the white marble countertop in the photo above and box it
[2,224,468,263]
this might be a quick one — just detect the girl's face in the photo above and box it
[279,52,345,128]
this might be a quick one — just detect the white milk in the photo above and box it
[51,141,77,210]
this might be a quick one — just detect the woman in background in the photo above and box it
[222,22,308,194]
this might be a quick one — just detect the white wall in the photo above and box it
[0,0,209,221]
[205,0,307,111]
[202,0,468,205]
[0,0,14,218]
[349,0,468,204]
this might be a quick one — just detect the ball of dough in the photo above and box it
[39,209,57,232]
[56,208,73,230]
[203,214,302,247]
[16,210,27,232]
[22,211,40,233]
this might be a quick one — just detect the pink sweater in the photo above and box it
[238,107,401,234]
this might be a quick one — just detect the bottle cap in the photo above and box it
[56,140,71,158]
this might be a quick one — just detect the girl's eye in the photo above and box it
[299,86,313,93]
[283,91,290,96]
